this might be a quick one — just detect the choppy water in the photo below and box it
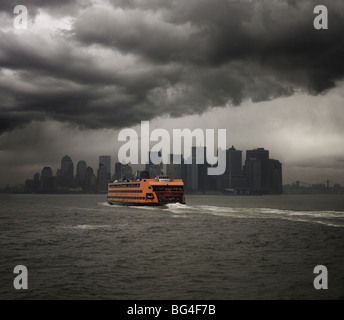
[1,194,344,299]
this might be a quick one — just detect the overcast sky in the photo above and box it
[1,0,344,186]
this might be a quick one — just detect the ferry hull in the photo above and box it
[108,201,168,206]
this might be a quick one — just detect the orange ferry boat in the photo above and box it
[107,175,186,206]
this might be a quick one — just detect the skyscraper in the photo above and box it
[85,166,96,193]
[166,154,183,179]
[145,151,163,178]
[244,158,262,192]
[97,164,108,192]
[122,164,133,181]
[76,160,87,188]
[195,146,208,191]
[223,146,244,189]
[184,147,201,191]
[114,162,123,180]
[99,156,111,180]
[25,179,34,193]
[41,166,54,193]
[60,155,74,187]
[33,172,40,193]
[268,159,283,194]
[245,148,269,193]
[112,162,133,181]
[185,162,198,191]
[61,155,73,175]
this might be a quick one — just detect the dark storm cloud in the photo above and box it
[1,0,344,134]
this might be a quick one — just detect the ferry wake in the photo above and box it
[107,172,186,206]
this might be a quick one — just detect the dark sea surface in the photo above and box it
[1,194,344,300]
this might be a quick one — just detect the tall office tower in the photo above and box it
[113,162,134,180]
[166,154,183,179]
[245,148,269,193]
[76,160,87,187]
[99,156,111,180]
[122,164,133,181]
[60,155,74,187]
[41,166,54,193]
[223,146,245,190]
[97,164,108,192]
[145,151,163,178]
[25,179,34,193]
[194,146,208,191]
[85,166,96,193]
[268,159,283,194]
[184,147,201,191]
[33,172,40,193]
[185,161,198,191]
[113,162,123,180]
[244,158,262,192]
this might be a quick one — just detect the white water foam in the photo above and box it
[72,224,111,230]
[99,201,344,228]
[99,202,124,208]
[164,204,344,228]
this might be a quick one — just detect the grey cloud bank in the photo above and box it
[1,0,344,133]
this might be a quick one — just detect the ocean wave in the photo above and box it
[67,224,112,230]
[99,200,344,228]
[165,204,344,228]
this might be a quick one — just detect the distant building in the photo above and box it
[145,151,163,178]
[166,154,183,179]
[196,146,208,191]
[245,158,262,192]
[76,160,87,189]
[85,166,96,193]
[182,146,215,192]
[99,156,111,180]
[33,172,40,193]
[268,159,282,194]
[41,167,55,193]
[122,164,134,181]
[61,155,73,175]
[184,149,195,191]
[113,162,123,180]
[41,166,53,179]
[223,146,246,190]
[97,164,108,192]
[244,148,283,194]
[113,162,134,181]
[59,155,74,187]
[25,179,34,193]
[245,148,269,193]
[136,170,150,180]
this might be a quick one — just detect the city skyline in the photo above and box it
[1,1,344,187]
[2,134,344,189]
[16,146,343,195]
[19,145,284,194]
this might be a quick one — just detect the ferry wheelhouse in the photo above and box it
[107,175,185,206]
